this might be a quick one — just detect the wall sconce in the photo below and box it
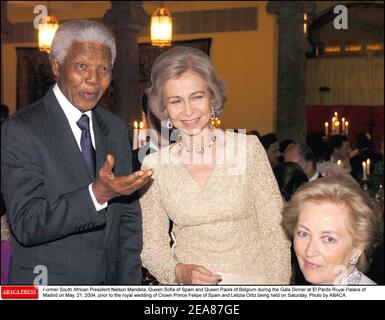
[38,9,59,53]
[151,5,172,47]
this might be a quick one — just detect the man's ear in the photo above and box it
[51,58,60,78]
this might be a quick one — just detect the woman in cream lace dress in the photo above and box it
[140,46,291,285]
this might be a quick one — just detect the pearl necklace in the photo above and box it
[178,132,217,154]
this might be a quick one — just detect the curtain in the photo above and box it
[306,56,384,106]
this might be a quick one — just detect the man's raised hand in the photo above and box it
[92,154,153,204]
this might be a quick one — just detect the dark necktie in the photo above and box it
[76,114,96,178]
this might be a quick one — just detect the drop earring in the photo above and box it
[350,255,358,265]
[210,107,216,120]
[167,119,173,129]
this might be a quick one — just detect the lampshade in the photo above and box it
[38,15,59,53]
[151,7,172,47]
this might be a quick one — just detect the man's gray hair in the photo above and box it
[298,144,317,170]
[49,19,116,65]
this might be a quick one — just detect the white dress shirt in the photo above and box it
[308,170,320,182]
[53,84,107,211]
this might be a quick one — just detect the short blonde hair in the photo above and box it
[145,46,227,120]
[282,176,383,272]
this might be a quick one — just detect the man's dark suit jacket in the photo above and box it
[1,89,142,285]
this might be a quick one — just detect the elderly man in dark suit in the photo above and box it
[284,144,322,182]
[1,20,152,285]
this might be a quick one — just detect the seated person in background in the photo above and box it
[260,133,280,166]
[307,132,327,163]
[325,135,352,174]
[273,162,308,202]
[282,175,383,285]
[284,144,321,181]
[278,139,295,163]
[132,93,171,172]
[350,132,383,181]
[273,162,308,284]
